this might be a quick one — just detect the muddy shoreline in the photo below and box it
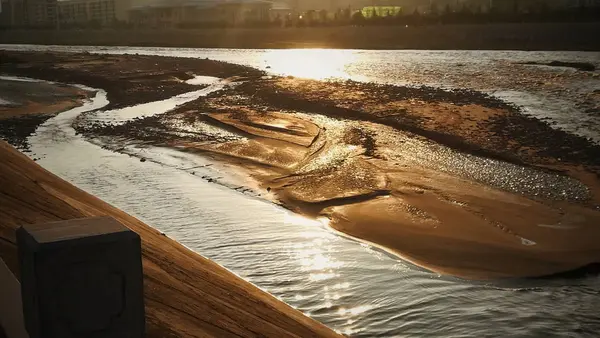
[0,78,90,150]
[0,51,265,109]
[2,51,600,280]
[0,51,263,148]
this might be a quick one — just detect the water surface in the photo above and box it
[3,45,598,141]
[2,47,599,337]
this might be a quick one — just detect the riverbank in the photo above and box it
[0,78,89,150]
[0,141,341,337]
[0,51,263,149]
[2,51,600,280]
[2,22,600,50]
[0,54,343,337]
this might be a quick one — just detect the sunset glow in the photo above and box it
[263,49,356,80]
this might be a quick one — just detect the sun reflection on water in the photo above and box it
[337,305,373,316]
[283,212,330,228]
[262,49,357,80]
[283,212,372,335]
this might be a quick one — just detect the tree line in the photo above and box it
[283,5,600,28]
[178,4,600,29]
[2,4,599,30]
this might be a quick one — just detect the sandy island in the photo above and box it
[2,51,600,281]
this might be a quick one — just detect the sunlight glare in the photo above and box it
[284,213,330,227]
[309,272,337,281]
[337,305,373,316]
[263,49,356,80]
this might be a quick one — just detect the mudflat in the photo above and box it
[0,79,90,150]
[0,79,88,119]
[2,51,600,280]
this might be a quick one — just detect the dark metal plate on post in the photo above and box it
[17,216,145,338]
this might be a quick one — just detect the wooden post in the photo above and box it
[0,258,29,338]
[17,217,145,338]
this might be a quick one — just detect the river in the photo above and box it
[2,45,600,337]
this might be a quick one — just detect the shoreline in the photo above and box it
[2,50,600,280]
[0,70,341,337]
[0,139,341,337]
[1,22,600,50]
[0,77,90,150]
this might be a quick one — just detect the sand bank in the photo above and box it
[2,51,600,281]
[0,78,89,150]
[0,79,88,119]
[96,76,600,280]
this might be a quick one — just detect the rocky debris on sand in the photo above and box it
[517,61,596,72]
[0,115,52,151]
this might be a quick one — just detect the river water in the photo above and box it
[3,45,600,337]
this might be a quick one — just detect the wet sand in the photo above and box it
[0,51,264,110]
[138,79,600,279]
[0,79,88,118]
[2,51,600,280]
[0,79,89,150]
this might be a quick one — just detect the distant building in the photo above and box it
[57,0,132,26]
[360,6,402,17]
[269,1,295,21]
[284,0,363,12]
[480,0,600,13]
[0,0,57,27]
[387,0,600,14]
[0,0,24,26]
[363,0,434,15]
[26,0,57,25]
[129,0,272,27]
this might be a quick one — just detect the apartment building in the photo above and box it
[58,0,132,25]
[0,0,58,26]
[0,0,26,26]
[129,0,272,27]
